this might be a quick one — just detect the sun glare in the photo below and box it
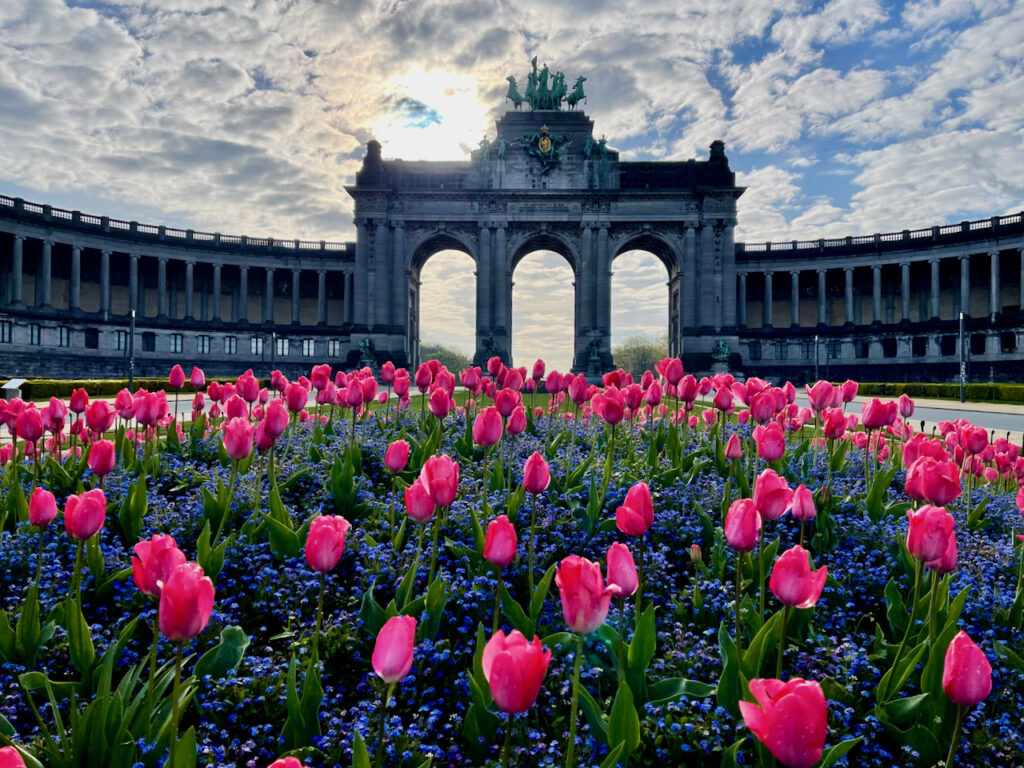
[370,71,490,162]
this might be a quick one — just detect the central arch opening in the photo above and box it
[412,235,476,370]
[611,236,676,377]
[512,240,576,374]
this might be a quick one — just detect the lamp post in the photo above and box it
[959,312,966,403]
[814,334,819,382]
[128,309,136,390]
[270,330,276,378]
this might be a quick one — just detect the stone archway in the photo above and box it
[611,231,683,358]
[407,230,477,367]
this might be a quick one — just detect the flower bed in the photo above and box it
[0,362,1022,768]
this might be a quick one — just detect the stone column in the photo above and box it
[212,264,222,321]
[494,225,509,341]
[476,224,493,348]
[929,258,940,319]
[721,224,737,328]
[790,271,800,327]
[682,226,697,330]
[872,265,881,323]
[129,253,139,312]
[580,225,593,331]
[157,257,168,318]
[989,249,1000,318]
[817,269,827,325]
[182,260,193,319]
[291,268,301,324]
[10,235,24,306]
[959,255,970,317]
[392,222,406,334]
[762,271,773,328]
[737,272,747,327]
[372,221,389,328]
[39,239,53,308]
[597,226,611,350]
[200,279,208,321]
[100,249,110,315]
[238,265,248,323]
[346,272,355,324]
[354,220,368,327]
[264,266,274,324]
[900,262,910,321]
[70,245,82,311]
[317,270,327,325]
[844,267,854,324]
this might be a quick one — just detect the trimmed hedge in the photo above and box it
[855,381,1024,403]
[11,377,268,400]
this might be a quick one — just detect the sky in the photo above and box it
[2,0,1023,371]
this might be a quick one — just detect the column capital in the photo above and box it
[42,237,54,246]
[958,253,970,261]
[764,269,774,277]
[843,265,854,273]
[183,257,196,266]
[871,263,881,272]
[71,243,82,253]
[13,234,25,242]
[292,266,300,275]
[928,256,939,265]
[157,255,168,263]
[317,268,327,276]
[101,248,111,257]
[130,252,139,261]
[988,249,1000,257]
[265,265,274,273]
[790,269,800,277]
[239,264,248,272]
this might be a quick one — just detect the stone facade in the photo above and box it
[0,106,1022,383]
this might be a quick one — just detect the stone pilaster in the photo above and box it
[184,260,194,320]
[762,271,773,328]
[989,249,1000,318]
[790,271,800,327]
[100,249,111,316]
[317,269,327,325]
[157,256,168,319]
[212,263,222,321]
[10,235,24,306]
[291,268,301,325]
[70,245,81,312]
[39,239,53,308]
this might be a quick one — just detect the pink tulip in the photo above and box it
[404,479,435,522]
[725,498,761,552]
[0,746,27,768]
[522,452,550,494]
[419,455,460,507]
[840,379,858,403]
[310,363,332,391]
[927,530,958,574]
[615,482,654,537]
[69,388,89,414]
[285,382,308,413]
[168,365,186,390]
[725,434,743,460]
[385,440,410,472]
[473,406,503,447]
[713,386,733,412]
[942,630,992,707]
[190,367,205,389]
[263,400,290,439]
[861,398,897,429]
[236,371,260,403]
[372,615,417,684]
[740,678,827,768]
[222,417,254,460]
[606,542,638,597]
[769,545,827,608]
[15,408,43,442]
[506,405,527,435]
[754,469,793,521]
[754,422,786,462]
[906,505,955,563]
[905,457,961,506]
[790,485,816,521]
[898,393,914,418]
[132,534,186,597]
[266,758,302,768]
[305,515,351,573]
[29,487,58,528]
[254,422,274,451]
[592,386,625,425]
[64,488,107,540]
[482,629,551,713]
[159,562,215,642]
[484,515,517,568]
[555,555,618,634]
[428,387,450,419]
[86,434,114,469]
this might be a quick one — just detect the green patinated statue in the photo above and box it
[512,57,584,111]
[712,340,731,362]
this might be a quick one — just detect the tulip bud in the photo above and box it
[64,488,107,540]
[740,678,827,768]
[0,746,27,768]
[372,615,417,684]
[473,406,503,447]
[790,485,816,521]
[689,543,702,564]
[484,515,517,568]
[522,451,550,495]
[132,534,186,598]
[555,555,617,634]
[385,440,410,472]
[168,364,186,390]
[725,434,743,460]
[158,562,215,642]
[606,542,638,597]
[88,439,116,478]
[942,630,992,707]
[482,629,551,714]
[304,515,351,573]
[29,487,58,528]
[419,455,460,507]
[404,479,435,522]
[615,482,654,537]
[222,417,254,461]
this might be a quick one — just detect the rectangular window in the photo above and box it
[142,332,156,352]
[58,326,70,347]
[170,333,183,354]
[29,324,41,345]
[328,339,342,357]
[275,337,289,356]
[855,340,869,358]
[116,330,128,351]
[970,333,986,356]
[748,341,762,361]
[84,328,99,350]
[826,340,841,359]
[250,335,264,355]
[224,336,237,355]
[1,320,12,343]
[197,335,211,355]
[912,337,927,357]
[801,339,814,360]
[882,338,898,358]
[774,341,787,360]
[302,338,315,357]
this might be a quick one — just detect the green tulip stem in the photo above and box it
[528,493,538,595]
[350,406,357,449]
[734,552,744,651]
[637,533,646,612]
[146,611,159,736]
[388,474,395,537]
[213,460,239,544]
[799,519,806,549]
[169,644,183,767]
[374,682,396,768]
[945,705,965,768]
[312,571,326,667]
[492,571,503,635]
[927,568,940,646]
[69,538,85,605]
[616,596,627,684]
[776,605,791,679]
[887,559,924,700]
[501,713,514,768]
[565,633,584,768]
[482,446,490,521]
[34,528,44,594]
[427,506,445,585]
[757,531,766,622]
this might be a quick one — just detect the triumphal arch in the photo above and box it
[346,62,743,373]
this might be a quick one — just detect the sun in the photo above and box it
[370,71,490,162]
